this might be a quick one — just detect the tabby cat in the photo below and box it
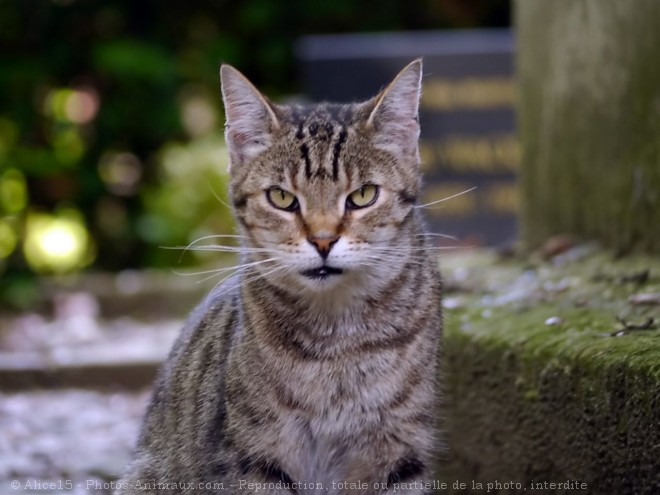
[118,59,442,495]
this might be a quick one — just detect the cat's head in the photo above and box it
[220,60,425,300]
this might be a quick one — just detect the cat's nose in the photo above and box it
[307,234,339,260]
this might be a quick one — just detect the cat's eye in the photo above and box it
[266,187,299,211]
[346,185,379,209]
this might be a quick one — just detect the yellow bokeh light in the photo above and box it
[0,169,28,213]
[23,210,95,273]
[44,88,73,120]
[0,221,17,259]
[0,117,19,158]
[53,128,85,165]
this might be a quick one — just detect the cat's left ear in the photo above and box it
[220,64,280,168]
[367,59,423,158]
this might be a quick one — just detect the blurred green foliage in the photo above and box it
[0,0,509,308]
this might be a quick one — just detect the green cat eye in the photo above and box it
[266,187,299,211]
[347,185,379,209]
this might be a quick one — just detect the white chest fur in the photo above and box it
[267,348,409,491]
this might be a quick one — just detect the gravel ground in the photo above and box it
[0,292,180,369]
[0,389,150,494]
[0,291,175,493]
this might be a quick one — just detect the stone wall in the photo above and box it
[436,250,660,494]
[517,0,660,253]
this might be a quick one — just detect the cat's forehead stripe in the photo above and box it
[297,127,348,182]
[300,143,312,179]
[331,127,347,182]
[285,104,354,183]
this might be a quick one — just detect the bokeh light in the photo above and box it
[0,117,19,159]
[64,87,100,124]
[179,92,217,138]
[98,152,143,196]
[139,135,231,256]
[52,128,85,165]
[0,0,513,283]
[0,220,17,259]
[23,209,95,273]
[44,87,100,124]
[0,169,28,214]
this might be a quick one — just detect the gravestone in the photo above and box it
[296,30,517,247]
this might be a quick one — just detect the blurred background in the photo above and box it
[0,0,510,311]
[2,0,660,491]
[0,0,511,490]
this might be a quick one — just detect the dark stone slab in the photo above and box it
[297,30,517,247]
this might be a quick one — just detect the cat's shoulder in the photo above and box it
[166,274,241,360]
[186,274,241,330]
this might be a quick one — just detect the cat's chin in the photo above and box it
[290,265,390,300]
[261,262,399,303]
[280,265,357,295]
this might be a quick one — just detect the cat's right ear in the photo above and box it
[220,65,280,169]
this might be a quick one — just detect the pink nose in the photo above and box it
[307,235,339,259]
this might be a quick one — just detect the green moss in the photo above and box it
[444,250,659,371]
[450,304,659,377]
[438,249,660,493]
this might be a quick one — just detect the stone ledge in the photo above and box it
[437,249,660,494]
[0,360,160,391]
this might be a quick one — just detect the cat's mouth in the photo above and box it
[300,265,344,280]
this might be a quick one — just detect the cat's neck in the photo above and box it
[236,246,435,361]
[241,270,375,328]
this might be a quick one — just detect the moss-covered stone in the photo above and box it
[437,249,660,494]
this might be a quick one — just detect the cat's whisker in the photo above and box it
[363,258,427,268]
[184,234,247,246]
[368,245,463,254]
[414,232,460,242]
[164,245,272,255]
[412,244,473,253]
[197,259,280,286]
[414,186,477,209]
[370,253,432,260]
[173,246,268,253]
[162,234,249,262]
[360,261,426,271]
[206,264,287,306]
[196,234,247,240]
[206,181,234,210]
[413,246,463,252]
[202,262,281,309]
[173,257,279,281]
[360,254,429,267]
[380,244,463,251]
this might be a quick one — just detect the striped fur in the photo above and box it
[118,60,442,495]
